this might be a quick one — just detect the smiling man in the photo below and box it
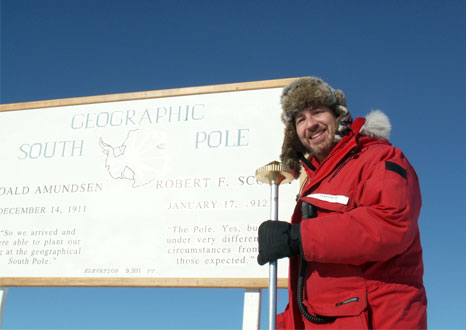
[257,77,427,329]
[294,105,338,163]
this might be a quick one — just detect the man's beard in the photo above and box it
[308,128,337,161]
[309,140,336,160]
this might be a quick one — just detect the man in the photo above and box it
[257,77,427,329]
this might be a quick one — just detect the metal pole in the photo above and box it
[269,183,279,330]
[255,161,294,330]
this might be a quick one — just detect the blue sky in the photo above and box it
[1,0,466,329]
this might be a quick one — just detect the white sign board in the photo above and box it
[0,79,299,287]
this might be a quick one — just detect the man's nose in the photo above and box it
[305,116,318,130]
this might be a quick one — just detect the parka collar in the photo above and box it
[301,117,366,186]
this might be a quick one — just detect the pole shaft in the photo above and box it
[0,287,8,329]
[269,183,279,330]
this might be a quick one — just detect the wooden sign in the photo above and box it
[0,78,299,288]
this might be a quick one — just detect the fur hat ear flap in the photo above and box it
[280,121,306,177]
[334,104,353,141]
[334,89,347,107]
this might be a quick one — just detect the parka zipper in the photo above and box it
[336,297,360,307]
[328,147,358,183]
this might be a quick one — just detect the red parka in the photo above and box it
[278,117,427,329]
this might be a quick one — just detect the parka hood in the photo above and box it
[360,110,391,140]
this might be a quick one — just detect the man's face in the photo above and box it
[295,105,337,162]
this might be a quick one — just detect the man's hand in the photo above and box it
[257,220,301,266]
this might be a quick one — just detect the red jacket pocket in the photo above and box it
[304,264,368,317]
[304,288,367,317]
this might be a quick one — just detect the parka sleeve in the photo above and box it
[300,150,422,265]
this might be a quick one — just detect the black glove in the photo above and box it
[257,220,301,266]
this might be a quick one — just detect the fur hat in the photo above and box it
[280,77,353,176]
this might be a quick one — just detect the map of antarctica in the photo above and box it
[100,129,168,187]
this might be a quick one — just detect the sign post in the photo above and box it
[242,288,261,330]
[0,287,7,328]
